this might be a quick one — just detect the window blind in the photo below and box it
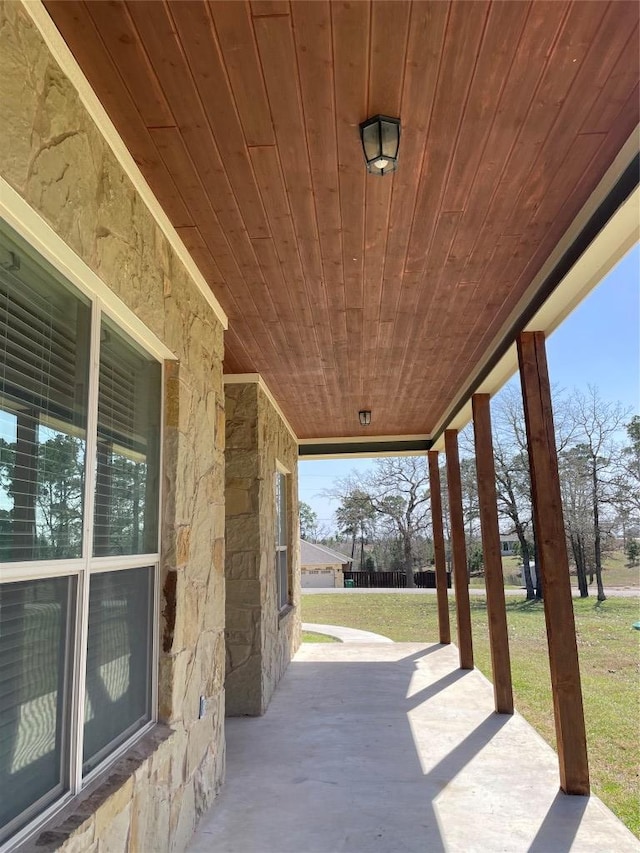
[0,219,161,845]
[0,232,90,561]
[93,319,161,557]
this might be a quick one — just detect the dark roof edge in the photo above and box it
[299,438,432,458]
[431,151,640,447]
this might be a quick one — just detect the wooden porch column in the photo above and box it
[427,450,450,645]
[444,430,473,669]
[518,331,589,795]
[472,395,513,714]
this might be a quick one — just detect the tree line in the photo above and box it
[0,427,150,560]
[300,385,639,600]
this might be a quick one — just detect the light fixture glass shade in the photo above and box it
[359,410,372,426]
[359,115,400,176]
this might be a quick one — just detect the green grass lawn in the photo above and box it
[467,550,639,590]
[302,630,339,643]
[601,550,640,587]
[301,592,640,837]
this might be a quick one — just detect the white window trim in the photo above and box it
[275,466,289,612]
[275,459,291,475]
[0,177,176,364]
[88,554,162,573]
[16,3,228,332]
[0,560,85,583]
[0,225,165,851]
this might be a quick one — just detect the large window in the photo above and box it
[275,469,289,611]
[0,223,161,846]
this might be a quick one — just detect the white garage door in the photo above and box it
[301,568,335,588]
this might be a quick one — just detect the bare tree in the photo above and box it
[494,441,536,598]
[568,387,630,601]
[327,458,431,587]
[438,461,452,570]
[559,444,593,598]
[491,383,577,599]
[363,458,431,587]
[614,416,640,517]
[458,426,482,575]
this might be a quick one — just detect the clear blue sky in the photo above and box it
[300,243,640,531]
[545,244,639,411]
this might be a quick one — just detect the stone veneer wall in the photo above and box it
[2,4,226,851]
[225,383,301,716]
[224,384,261,716]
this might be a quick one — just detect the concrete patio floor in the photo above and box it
[302,622,394,643]
[189,642,639,853]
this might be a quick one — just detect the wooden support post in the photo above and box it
[444,430,474,669]
[518,331,589,795]
[472,394,514,714]
[428,450,450,645]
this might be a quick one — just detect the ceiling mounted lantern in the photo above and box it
[359,115,401,176]
[359,410,372,426]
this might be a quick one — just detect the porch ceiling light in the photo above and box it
[359,410,372,426]
[359,115,401,175]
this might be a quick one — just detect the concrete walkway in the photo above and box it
[302,622,393,643]
[189,643,638,853]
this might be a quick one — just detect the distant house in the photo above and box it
[301,541,352,588]
[500,536,520,556]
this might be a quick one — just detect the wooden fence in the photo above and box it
[342,570,452,589]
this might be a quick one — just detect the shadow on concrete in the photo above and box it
[406,667,470,710]
[528,791,589,853]
[401,642,453,662]
[191,645,633,853]
[191,647,513,853]
[424,710,510,784]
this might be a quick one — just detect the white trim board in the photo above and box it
[224,377,435,453]
[430,182,639,450]
[0,177,176,362]
[298,448,430,460]
[23,0,228,331]
[275,459,291,475]
[24,0,636,456]
[298,434,431,445]
[429,127,639,450]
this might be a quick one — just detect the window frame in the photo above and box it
[275,462,290,613]
[0,215,166,851]
[0,574,77,845]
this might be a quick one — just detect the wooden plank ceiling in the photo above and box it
[44,0,639,440]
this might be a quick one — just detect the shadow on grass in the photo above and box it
[467,597,546,616]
